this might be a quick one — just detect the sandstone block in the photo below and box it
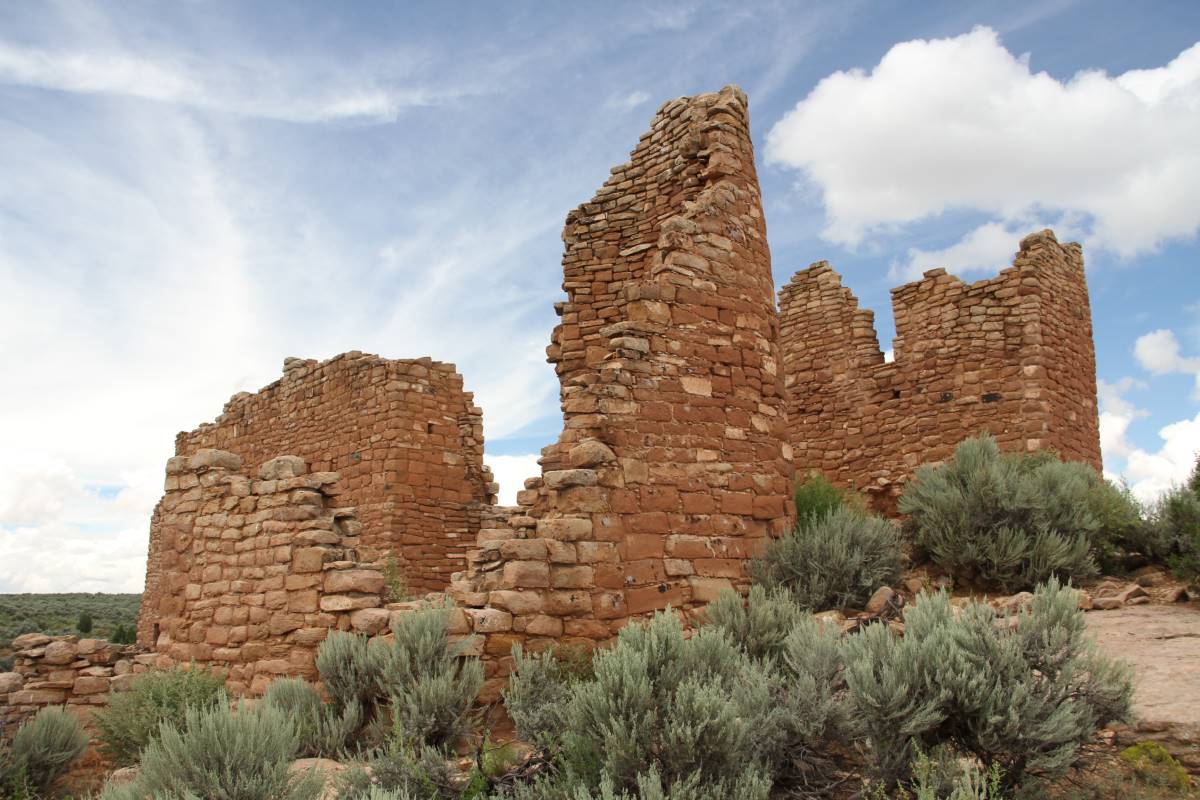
[569,440,617,468]
[465,608,513,633]
[258,455,307,480]
[349,608,391,635]
[686,577,732,603]
[42,641,78,665]
[73,676,111,695]
[324,569,385,595]
[0,672,23,694]
[190,449,243,471]
[502,561,550,589]
[537,518,593,541]
[543,469,599,489]
[11,633,51,649]
[319,594,380,612]
[488,590,544,615]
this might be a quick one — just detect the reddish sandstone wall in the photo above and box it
[444,86,794,694]
[141,450,386,695]
[779,229,1101,512]
[139,352,495,643]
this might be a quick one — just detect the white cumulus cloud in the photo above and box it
[1134,329,1200,398]
[767,27,1200,260]
[1098,376,1199,502]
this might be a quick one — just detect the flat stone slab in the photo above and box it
[1088,602,1200,768]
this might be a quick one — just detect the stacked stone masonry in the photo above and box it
[139,352,496,644]
[140,450,387,696]
[0,634,151,737]
[443,85,796,698]
[110,85,1105,707]
[778,230,1101,513]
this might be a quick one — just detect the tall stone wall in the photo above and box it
[778,229,1101,512]
[140,352,495,643]
[140,450,386,695]
[444,86,794,694]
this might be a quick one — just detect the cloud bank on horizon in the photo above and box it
[0,2,1197,591]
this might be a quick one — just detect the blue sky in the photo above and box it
[1,1,1197,592]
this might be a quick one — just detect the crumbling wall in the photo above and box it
[779,230,1101,512]
[140,353,495,643]
[0,635,150,737]
[140,449,385,695]
[441,86,794,695]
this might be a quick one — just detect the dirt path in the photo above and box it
[1088,602,1200,768]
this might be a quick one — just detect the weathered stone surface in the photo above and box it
[349,608,392,635]
[41,641,77,665]
[780,230,1100,515]
[259,455,307,480]
[0,673,23,694]
[324,569,385,595]
[865,587,897,616]
[190,449,243,471]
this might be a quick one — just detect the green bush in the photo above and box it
[384,600,483,749]
[75,612,93,634]
[93,665,226,767]
[110,623,137,645]
[3,706,88,797]
[1089,479,1161,572]
[750,505,903,610]
[900,436,1106,591]
[337,743,456,800]
[702,586,805,664]
[505,646,592,751]
[1148,456,1200,584]
[101,703,321,800]
[845,579,1132,791]
[793,472,859,526]
[1119,741,1191,790]
[263,677,362,759]
[507,610,772,798]
[312,600,482,754]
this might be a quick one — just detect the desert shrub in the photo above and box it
[110,623,137,645]
[93,664,226,767]
[102,702,322,800]
[75,612,92,634]
[565,766,771,800]
[750,505,903,610]
[314,601,482,754]
[4,706,88,797]
[1119,742,1191,791]
[337,743,456,800]
[793,472,858,526]
[263,677,362,759]
[384,600,483,749]
[845,579,1132,791]
[1148,456,1200,584]
[900,436,1104,591]
[506,610,773,798]
[702,586,806,664]
[744,614,848,791]
[505,646,591,751]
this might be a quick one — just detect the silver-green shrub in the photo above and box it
[749,505,903,610]
[93,665,226,767]
[846,579,1131,791]
[102,702,321,800]
[384,600,483,749]
[263,676,363,759]
[5,706,88,796]
[505,646,589,751]
[702,586,805,664]
[900,435,1105,591]
[506,611,772,798]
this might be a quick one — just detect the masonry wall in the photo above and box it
[139,450,386,695]
[440,86,794,696]
[139,353,495,643]
[0,635,151,737]
[778,229,1101,512]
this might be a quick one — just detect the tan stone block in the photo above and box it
[319,594,379,612]
[324,569,385,595]
[501,561,550,589]
[42,641,77,665]
[536,518,593,541]
[488,590,544,615]
[688,577,734,603]
[465,608,513,633]
[551,566,594,589]
[292,547,327,573]
[72,676,111,695]
[523,615,563,637]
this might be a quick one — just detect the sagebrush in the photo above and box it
[93,664,226,767]
[900,435,1109,591]
[750,504,902,610]
[3,706,88,797]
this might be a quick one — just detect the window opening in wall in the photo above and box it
[983,392,1001,403]
[939,392,953,403]
[427,422,434,433]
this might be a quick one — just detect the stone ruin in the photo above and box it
[137,353,496,645]
[1,84,1105,724]
[779,231,1101,513]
